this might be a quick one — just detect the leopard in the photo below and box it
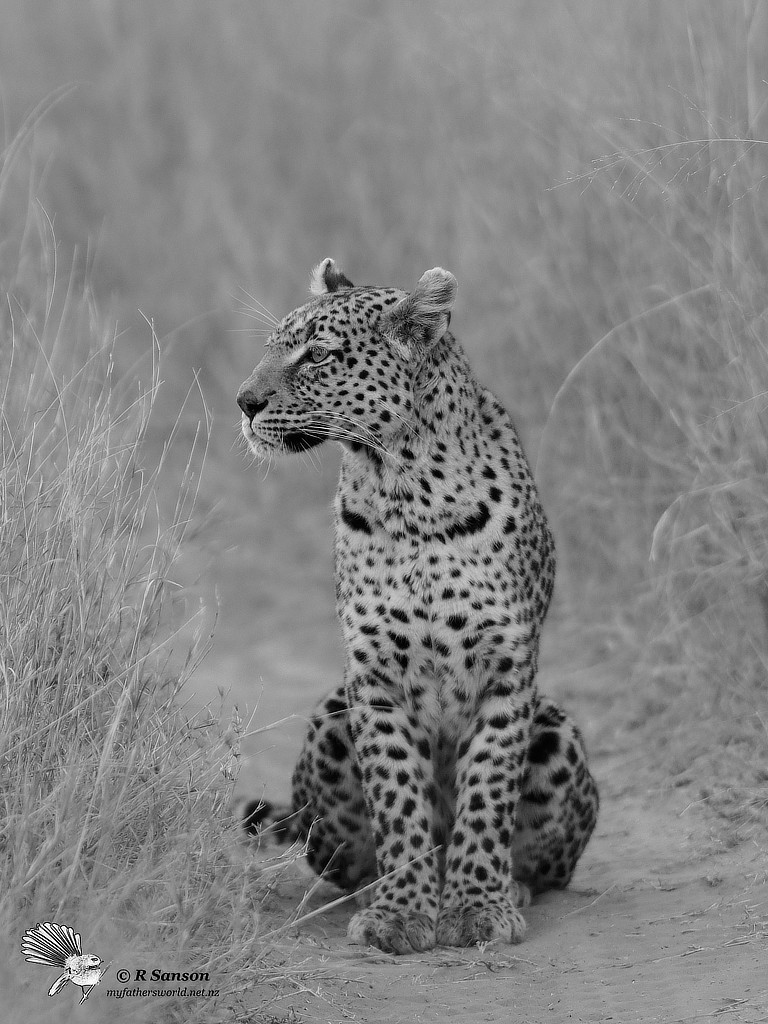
[236,258,599,955]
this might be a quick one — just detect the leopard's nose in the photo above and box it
[237,384,275,420]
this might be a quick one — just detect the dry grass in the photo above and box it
[0,200,306,1020]
[543,12,768,822]
[1,2,768,1016]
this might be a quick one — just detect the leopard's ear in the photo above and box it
[310,258,353,295]
[386,267,457,348]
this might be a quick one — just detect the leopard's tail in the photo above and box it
[234,797,301,844]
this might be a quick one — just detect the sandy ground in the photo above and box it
[253,767,767,1024]
[181,464,768,1023]
[193,613,768,1024]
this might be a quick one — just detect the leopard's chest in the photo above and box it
[334,510,536,736]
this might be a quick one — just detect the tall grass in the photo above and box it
[0,0,765,880]
[535,10,768,825]
[0,195,302,1020]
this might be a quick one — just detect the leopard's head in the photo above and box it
[237,259,457,458]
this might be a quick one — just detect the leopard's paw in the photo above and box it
[436,897,527,947]
[348,906,436,954]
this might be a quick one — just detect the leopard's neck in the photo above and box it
[335,336,528,544]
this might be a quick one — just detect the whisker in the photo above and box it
[310,409,380,437]
[319,403,418,445]
[260,448,276,481]
[303,418,397,463]
[302,445,323,474]
[312,411,390,447]
[236,308,280,330]
[236,287,280,326]
[309,425,389,455]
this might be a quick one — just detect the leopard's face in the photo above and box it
[237,259,456,458]
[238,287,407,457]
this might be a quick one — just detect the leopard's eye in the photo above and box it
[310,344,329,363]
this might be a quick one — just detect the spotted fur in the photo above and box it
[237,260,599,953]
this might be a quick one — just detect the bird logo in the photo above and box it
[21,921,111,1004]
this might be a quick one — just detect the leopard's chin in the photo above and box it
[282,430,326,453]
[241,418,326,456]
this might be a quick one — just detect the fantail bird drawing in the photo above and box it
[21,921,110,1004]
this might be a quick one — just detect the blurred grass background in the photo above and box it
[2,0,768,832]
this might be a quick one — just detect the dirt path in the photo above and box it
[240,647,768,1024]
[191,561,767,1023]
[254,755,766,1023]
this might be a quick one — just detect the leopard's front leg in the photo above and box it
[437,657,536,948]
[345,668,441,954]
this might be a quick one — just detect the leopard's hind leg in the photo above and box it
[511,695,599,894]
[245,683,376,896]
